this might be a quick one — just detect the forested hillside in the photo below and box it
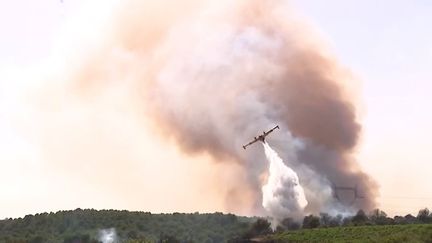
[0,209,252,243]
[2,208,432,243]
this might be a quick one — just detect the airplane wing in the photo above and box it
[243,125,280,149]
[263,125,280,136]
[267,125,280,134]
[242,137,260,149]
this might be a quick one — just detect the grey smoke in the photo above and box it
[143,0,378,216]
[65,0,378,217]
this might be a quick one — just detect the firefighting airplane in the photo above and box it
[242,125,280,149]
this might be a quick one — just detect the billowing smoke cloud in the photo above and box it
[262,142,307,224]
[131,0,379,215]
[15,0,378,218]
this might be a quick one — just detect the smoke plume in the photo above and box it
[132,0,378,215]
[98,228,119,243]
[22,0,378,218]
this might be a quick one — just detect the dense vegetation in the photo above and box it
[2,207,432,242]
[234,208,432,242]
[0,209,252,243]
[271,224,432,242]
[265,208,432,243]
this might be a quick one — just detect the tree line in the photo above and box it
[299,208,432,229]
[232,208,432,242]
[1,208,432,243]
[0,209,251,243]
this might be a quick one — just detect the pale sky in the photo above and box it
[0,0,431,218]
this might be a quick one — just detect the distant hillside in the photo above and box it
[3,208,432,243]
[0,209,253,243]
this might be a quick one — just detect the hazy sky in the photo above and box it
[0,0,431,218]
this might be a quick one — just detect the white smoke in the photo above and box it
[262,142,308,225]
[98,228,119,243]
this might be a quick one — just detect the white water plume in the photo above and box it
[262,142,308,223]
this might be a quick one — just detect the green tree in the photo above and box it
[319,213,332,227]
[370,209,389,225]
[417,208,430,223]
[159,234,180,243]
[29,236,45,243]
[302,215,320,229]
[329,214,342,227]
[352,210,369,226]
[280,217,301,230]
[242,218,272,239]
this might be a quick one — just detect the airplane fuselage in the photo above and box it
[243,125,279,149]
[254,134,266,142]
